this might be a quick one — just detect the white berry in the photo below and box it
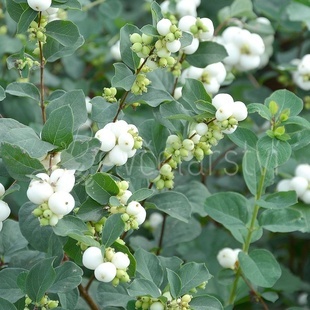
[157,18,172,36]
[111,252,130,269]
[290,176,309,197]
[277,179,292,192]
[95,128,117,152]
[0,183,5,197]
[150,301,165,310]
[94,262,117,282]
[27,0,51,11]
[119,190,132,205]
[50,169,75,193]
[82,247,104,270]
[118,132,134,152]
[135,206,146,225]
[232,101,248,121]
[0,221,2,232]
[301,190,310,204]
[27,178,54,205]
[195,123,208,135]
[48,191,75,215]
[0,200,11,222]
[108,145,128,166]
[295,164,310,181]
[217,247,238,269]
[126,201,142,216]
[166,40,181,53]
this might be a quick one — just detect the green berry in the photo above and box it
[131,42,143,53]
[32,208,43,217]
[130,33,142,44]
[155,179,165,190]
[121,213,130,222]
[142,33,153,44]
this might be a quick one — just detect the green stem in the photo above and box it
[83,0,106,11]
[228,167,267,305]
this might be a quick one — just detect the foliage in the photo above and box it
[0,0,310,310]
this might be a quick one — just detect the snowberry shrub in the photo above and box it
[0,0,309,309]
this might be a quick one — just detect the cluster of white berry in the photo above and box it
[217,247,241,269]
[27,169,76,226]
[95,120,143,167]
[108,180,147,231]
[27,0,51,11]
[0,183,10,232]
[212,93,248,134]
[136,292,193,310]
[178,62,226,95]
[161,0,201,17]
[178,15,214,55]
[82,246,131,285]
[292,54,310,91]
[277,164,310,204]
[217,26,266,72]
[153,94,247,189]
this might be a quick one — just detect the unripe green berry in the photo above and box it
[181,294,192,303]
[40,218,49,226]
[43,209,53,219]
[32,208,43,217]
[160,163,172,176]
[121,213,130,222]
[180,148,189,157]
[182,139,194,151]
[156,179,165,190]
[174,30,182,39]
[190,25,199,34]
[164,180,174,189]
[136,300,143,308]
[165,33,175,42]
[166,56,175,66]
[131,219,139,229]
[131,42,143,53]
[142,45,151,56]
[142,302,150,310]
[130,33,142,44]
[25,297,32,305]
[47,300,59,309]
[142,33,153,44]
[159,58,168,67]
[155,40,163,49]
[112,277,120,286]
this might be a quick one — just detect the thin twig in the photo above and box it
[78,284,100,310]
[156,213,167,255]
[85,274,95,292]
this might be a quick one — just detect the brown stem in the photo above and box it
[78,284,100,310]
[240,273,269,310]
[171,52,186,96]
[156,213,167,255]
[38,12,46,124]
[85,274,95,292]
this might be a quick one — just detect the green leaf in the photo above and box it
[135,248,163,286]
[0,268,26,303]
[219,0,256,21]
[264,89,303,117]
[239,249,281,288]
[178,262,212,295]
[99,0,122,18]
[287,2,310,29]
[247,103,271,120]
[190,295,223,310]
[76,198,105,222]
[135,86,175,107]
[182,79,212,114]
[127,278,161,298]
[41,105,74,149]
[120,24,141,70]
[45,90,88,131]
[148,191,191,223]
[58,288,79,310]
[151,1,163,26]
[85,172,119,204]
[97,283,133,308]
[17,6,37,33]
[0,86,5,101]
[60,138,101,171]
[160,217,202,249]
[0,220,28,258]
[19,202,57,252]
[166,269,182,298]
[0,119,27,141]
[25,257,56,302]
[257,136,291,170]
[111,63,136,91]
[1,143,45,181]
[259,208,304,232]
[5,82,40,102]
[0,297,17,310]
[46,20,80,46]
[90,96,120,127]
[291,202,310,233]
[101,214,125,247]
[186,42,228,68]
[44,35,84,62]
[5,0,25,23]
[127,188,154,203]
[242,150,259,195]
[204,192,249,229]
[139,119,169,157]
[49,262,83,293]
[228,127,258,150]
[258,191,298,209]
[1,127,55,159]
[174,181,211,216]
